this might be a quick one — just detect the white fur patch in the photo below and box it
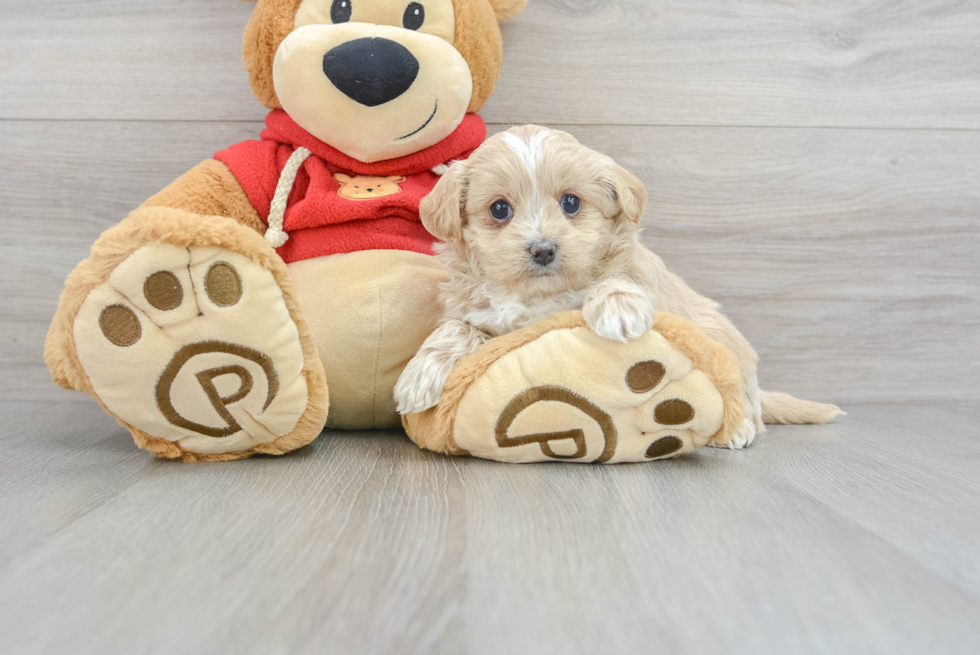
[501,130,553,176]
[502,129,554,232]
[462,285,587,337]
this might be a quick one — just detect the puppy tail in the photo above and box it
[760,391,845,425]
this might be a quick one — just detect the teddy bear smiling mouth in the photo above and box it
[397,99,438,140]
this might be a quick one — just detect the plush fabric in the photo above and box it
[273,17,475,162]
[243,0,511,112]
[294,0,456,42]
[44,205,329,462]
[45,0,527,461]
[142,159,265,234]
[451,0,504,112]
[289,249,449,429]
[402,311,744,463]
[75,245,312,456]
[487,0,529,22]
[214,111,486,263]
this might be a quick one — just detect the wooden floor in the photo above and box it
[0,400,978,654]
[2,0,979,652]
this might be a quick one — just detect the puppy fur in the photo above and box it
[394,125,842,448]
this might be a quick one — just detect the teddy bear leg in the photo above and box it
[45,206,328,461]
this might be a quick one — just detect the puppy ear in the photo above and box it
[608,163,648,224]
[388,175,407,183]
[333,173,351,184]
[421,163,467,242]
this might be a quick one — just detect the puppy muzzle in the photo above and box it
[528,241,558,268]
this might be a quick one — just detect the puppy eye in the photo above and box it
[560,194,581,217]
[331,0,352,23]
[489,199,513,222]
[403,2,425,30]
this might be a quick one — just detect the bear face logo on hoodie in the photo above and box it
[333,173,407,200]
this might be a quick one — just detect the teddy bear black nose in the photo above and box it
[322,37,420,107]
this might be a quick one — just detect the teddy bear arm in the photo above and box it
[142,159,265,235]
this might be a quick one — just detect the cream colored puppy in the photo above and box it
[394,125,841,447]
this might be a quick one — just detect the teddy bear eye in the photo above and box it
[403,2,425,30]
[560,194,581,217]
[489,199,513,222]
[331,0,352,23]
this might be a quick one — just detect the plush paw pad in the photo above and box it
[73,244,309,456]
[410,314,738,464]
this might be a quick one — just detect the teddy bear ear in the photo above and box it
[487,0,529,22]
[387,175,407,183]
[333,173,351,184]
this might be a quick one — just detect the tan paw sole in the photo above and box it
[403,311,743,464]
[73,244,315,459]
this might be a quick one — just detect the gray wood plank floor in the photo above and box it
[1,400,978,655]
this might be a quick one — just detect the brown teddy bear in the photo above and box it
[45,0,531,461]
[44,0,751,464]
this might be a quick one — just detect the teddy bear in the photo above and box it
[44,0,748,463]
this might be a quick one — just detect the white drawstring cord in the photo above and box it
[264,146,312,248]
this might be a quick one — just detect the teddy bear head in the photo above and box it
[242,0,528,163]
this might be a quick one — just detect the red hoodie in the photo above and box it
[214,110,486,264]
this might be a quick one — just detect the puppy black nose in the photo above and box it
[322,38,420,107]
[529,242,557,267]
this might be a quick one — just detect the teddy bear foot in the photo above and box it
[67,243,325,461]
[402,311,745,464]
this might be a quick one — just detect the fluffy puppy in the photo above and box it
[394,125,841,447]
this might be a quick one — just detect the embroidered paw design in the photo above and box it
[333,173,406,200]
[73,244,309,456]
[438,323,732,464]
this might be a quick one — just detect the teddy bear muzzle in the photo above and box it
[273,20,472,164]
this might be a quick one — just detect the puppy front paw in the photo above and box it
[394,357,453,415]
[583,290,654,342]
[709,415,758,450]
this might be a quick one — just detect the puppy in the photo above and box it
[394,125,841,448]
